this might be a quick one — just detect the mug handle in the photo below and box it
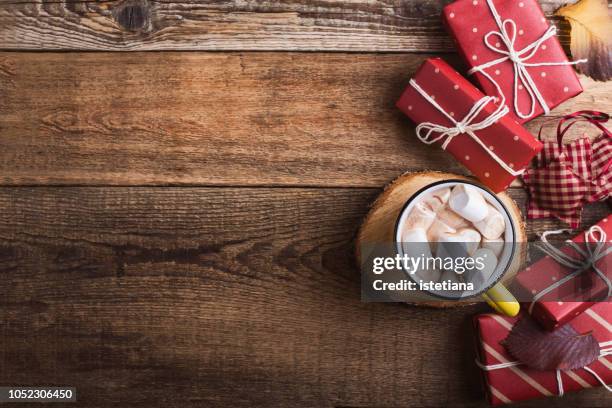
[482,283,520,317]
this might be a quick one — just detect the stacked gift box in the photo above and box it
[474,302,611,406]
[397,0,584,192]
[475,215,611,405]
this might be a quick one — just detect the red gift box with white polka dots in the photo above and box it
[474,302,611,405]
[396,57,542,193]
[443,0,583,124]
[513,215,611,331]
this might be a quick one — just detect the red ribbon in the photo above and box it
[555,111,612,174]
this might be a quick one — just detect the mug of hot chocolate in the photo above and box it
[357,171,524,314]
[394,180,519,315]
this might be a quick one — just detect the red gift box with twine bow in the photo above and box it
[474,302,612,406]
[443,0,583,124]
[396,58,542,193]
[513,215,611,331]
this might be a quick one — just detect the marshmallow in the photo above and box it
[468,248,498,290]
[449,185,489,223]
[421,187,451,213]
[427,219,456,253]
[474,203,506,239]
[482,236,504,258]
[400,228,438,283]
[436,206,470,230]
[400,228,433,259]
[460,228,482,255]
[402,202,436,231]
[436,228,481,260]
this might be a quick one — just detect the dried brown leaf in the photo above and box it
[557,0,612,81]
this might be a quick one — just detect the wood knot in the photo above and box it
[113,0,149,32]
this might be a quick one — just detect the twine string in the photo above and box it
[467,0,586,119]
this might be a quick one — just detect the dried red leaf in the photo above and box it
[503,316,600,370]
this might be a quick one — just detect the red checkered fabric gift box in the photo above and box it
[523,111,612,228]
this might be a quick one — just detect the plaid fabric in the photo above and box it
[522,133,611,228]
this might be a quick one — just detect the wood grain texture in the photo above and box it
[0,52,610,187]
[0,186,609,407]
[0,0,575,51]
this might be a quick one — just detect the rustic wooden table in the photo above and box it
[0,1,610,407]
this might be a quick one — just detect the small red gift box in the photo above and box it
[474,302,612,406]
[443,0,583,124]
[513,215,611,330]
[396,57,542,193]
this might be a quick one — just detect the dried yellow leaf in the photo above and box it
[556,0,612,81]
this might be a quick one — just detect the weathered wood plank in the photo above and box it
[0,186,609,407]
[0,0,576,51]
[0,52,609,187]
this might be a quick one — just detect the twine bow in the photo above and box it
[476,341,612,396]
[468,0,586,119]
[529,225,612,312]
[409,79,522,177]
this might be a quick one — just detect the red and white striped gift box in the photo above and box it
[474,302,611,405]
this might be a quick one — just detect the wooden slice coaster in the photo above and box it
[356,171,527,308]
